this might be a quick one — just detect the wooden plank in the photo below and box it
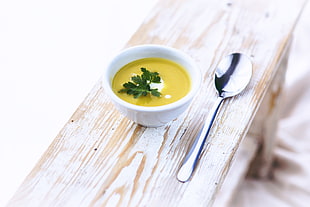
[7,0,306,206]
[247,39,292,178]
[213,135,259,207]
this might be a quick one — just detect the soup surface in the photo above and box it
[112,57,191,106]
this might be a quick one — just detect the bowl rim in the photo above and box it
[103,44,201,112]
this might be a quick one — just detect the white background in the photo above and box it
[0,0,157,205]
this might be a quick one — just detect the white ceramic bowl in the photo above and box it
[103,44,201,127]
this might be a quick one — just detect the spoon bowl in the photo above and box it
[215,53,252,98]
[177,53,252,182]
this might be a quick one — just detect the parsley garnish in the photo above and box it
[118,67,162,99]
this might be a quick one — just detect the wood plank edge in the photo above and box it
[212,135,259,207]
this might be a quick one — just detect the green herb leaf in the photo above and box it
[118,68,162,99]
[150,89,161,97]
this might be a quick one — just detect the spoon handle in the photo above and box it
[177,96,224,182]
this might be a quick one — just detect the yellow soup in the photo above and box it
[112,57,191,106]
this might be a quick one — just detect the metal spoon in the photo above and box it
[177,53,252,182]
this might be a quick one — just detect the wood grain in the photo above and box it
[7,0,306,206]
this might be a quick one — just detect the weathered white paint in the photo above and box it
[7,0,306,206]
